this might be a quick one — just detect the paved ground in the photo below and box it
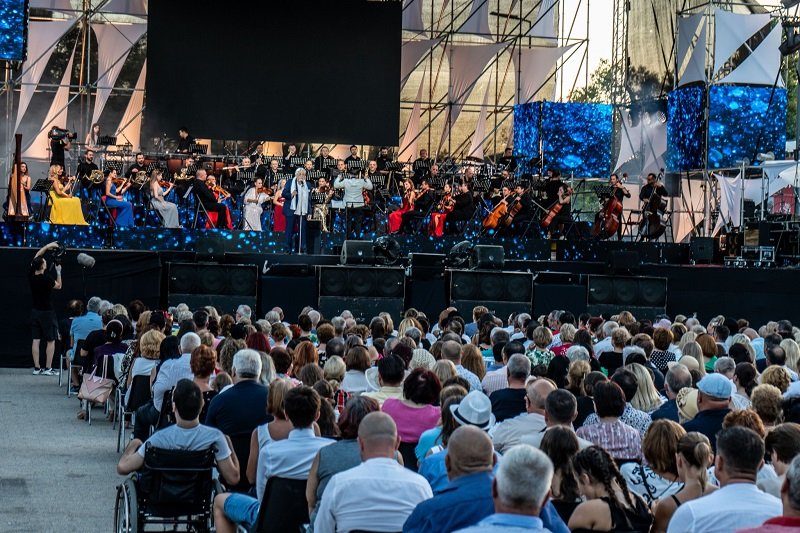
[0,368,121,533]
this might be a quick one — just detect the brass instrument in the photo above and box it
[310,186,333,232]
[131,169,149,186]
[173,167,191,181]
[89,169,105,184]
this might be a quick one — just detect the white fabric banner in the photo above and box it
[711,172,742,236]
[527,0,558,40]
[513,44,576,104]
[440,42,506,150]
[677,14,706,86]
[15,19,75,131]
[717,22,783,87]
[398,80,425,161]
[115,61,146,152]
[99,0,148,16]
[23,44,76,159]
[459,0,490,36]
[468,77,492,160]
[401,39,436,88]
[402,0,425,33]
[673,177,706,243]
[91,23,147,125]
[614,110,642,172]
[713,10,770,77]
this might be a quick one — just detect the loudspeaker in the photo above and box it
[449,270,533,318]
[691,237,717,264]
[664,172,681,198]
[318,296,405,324]
[340,240,375,265]
[533,283,588,317]
[609,251,641,274]
[408,253,446,280]
[318,266,405,321]
[586,274,667,318]
[194,233,227,261]
[744,221,771,247]
[470,245,505,270]
[168,263,258,313]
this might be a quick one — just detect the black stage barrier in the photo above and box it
[0,248,161,368]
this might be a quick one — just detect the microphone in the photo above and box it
[77,253,96,269]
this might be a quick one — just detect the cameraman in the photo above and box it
[30,241,62,375]
[49,126,72,167]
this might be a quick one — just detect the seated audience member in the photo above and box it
[415,385,468,464]
[651,364,693,422]
[651,431,716,533]
[667,426,782,533]
[624,420,685,507]
[382,368,442,446]
[489,353,531,422]
[762,365,792,394]
[483,341,525,395]
[598,327,630,376]
[362,353,405,406]
[190,345,217,424]
[205,349,270,437]
[214,386,334,533]
[575,371,607,428]
[577,381,643,462]
[738,454,800,533]
[682,373,733,451]
[491,378,555,454]
[441,340,482,391]
[540,426,583,523]
[340,345,372,394]
[569,446,653,532]
[522,388,592,449]
[759,423,800,498]
[244,379,298,488]
[314,413,433,532]
[117,379,239,488]
[751,383,784,429]
[582,368,652,437]
[133,332,201,441]
[454,444,556,533]
[307,396,380,531]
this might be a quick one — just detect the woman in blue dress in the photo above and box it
[103,168,134,226]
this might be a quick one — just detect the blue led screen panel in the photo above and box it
[0,0,28,61]
[666,85,705,172]
[707,85,786,169]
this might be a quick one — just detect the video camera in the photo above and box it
[48,127,77,142]
[51,242,66,266]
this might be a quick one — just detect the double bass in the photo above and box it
[639,177,668,240]
[592,181,628,239]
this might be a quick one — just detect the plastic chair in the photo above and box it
[251,477,309,533]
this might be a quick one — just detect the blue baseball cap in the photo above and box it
[697,373,733,400]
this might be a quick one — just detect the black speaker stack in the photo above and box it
[448,269,534,320]
[318,265,406,322]
[167,263,258,315]
[586,274,668,319]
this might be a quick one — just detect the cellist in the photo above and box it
[542,169,572,238]
[610,173,631,239]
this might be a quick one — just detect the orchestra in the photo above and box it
[16,129,684,250]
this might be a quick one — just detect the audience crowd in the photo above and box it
[54,297,800,532]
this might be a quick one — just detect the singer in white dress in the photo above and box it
[242,177,271,231]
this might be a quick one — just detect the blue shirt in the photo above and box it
[204,380,271,437]
[650,398,679,422]
[455,513,549,533]
[405,471,565,533]
[456,365,483,392]
[752,337,765,360]
[682,408,731,451]
[415,426,442,463]
[70,312,102,352]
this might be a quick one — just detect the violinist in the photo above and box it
[242,177,271,231]
[192,169,232,229]
[103,168,135,227]
[429,181,455,237]
[206,174,233,205]
[48,164,87,225]
[444,181,474,235]
[149,169,180,228]
[400,178,433,234]
[388,178,415,234]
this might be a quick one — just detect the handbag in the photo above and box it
[78,354,115,404]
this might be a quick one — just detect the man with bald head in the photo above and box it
[315,412,432,532]
[490,377,556,453]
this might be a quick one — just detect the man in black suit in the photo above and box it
[192,169,231,229]
[445,181,475,234]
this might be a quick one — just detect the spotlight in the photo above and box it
[373,236,401,266]
[445,241,474,269]
[757,151,775,162]
[780,26,800,56]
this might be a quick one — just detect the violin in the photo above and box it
[111,176,129,187]
[256,186,273,196]
[437,192,455,213]
[158,179,171,189]
[212,185,231,200]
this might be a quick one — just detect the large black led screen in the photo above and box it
[0,0,29,61]
[145,0,401,146]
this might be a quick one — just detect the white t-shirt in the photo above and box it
[666,482,781,533]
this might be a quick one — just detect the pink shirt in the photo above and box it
[381,399,441,443]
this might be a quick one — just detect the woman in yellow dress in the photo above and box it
[49,164,87,225]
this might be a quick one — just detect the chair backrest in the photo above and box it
[252,477,308,533]
[126,374,153,412]
[397,441,419,472]
[139,443,216,517]
[227,431,253,493]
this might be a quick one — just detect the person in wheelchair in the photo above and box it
[117,378,240,485]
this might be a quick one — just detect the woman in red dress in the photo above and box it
[429,181,455,237]
[272,178,287,232]
[388,178,415,233]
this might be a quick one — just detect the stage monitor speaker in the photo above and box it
[168,263,258,314]
[449,270,533,317]
[690,237,717,264]
[318,266,405,321]
[408,253,446,280]
[194,233,227,261]
[470,245,505,270]
[340,240,375,265]
[318,296,405,325]
[586,274,667,318]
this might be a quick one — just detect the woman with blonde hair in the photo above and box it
[681,341,706,378]
[730,333,756,362]
[397,317,422,338]
[48,164,87,225]
[677,331,698,355]
[627,362,664,413]
[460,344,485,381]
[432,359,457,385]
[650,432,716,533]
[124,329,164,405]
[323,355,350,415]
[780,338,800,375]
[567,359,591,398]
[761,366,792,394]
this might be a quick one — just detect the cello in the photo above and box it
[482,191,513,229]
[592,178,628,239]
[541,185,572,228]
[503,187,530,227]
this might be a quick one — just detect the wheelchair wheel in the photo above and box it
[114,477,139,533]
[206,479,225,532]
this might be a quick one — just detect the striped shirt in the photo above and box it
[576,419,642,461]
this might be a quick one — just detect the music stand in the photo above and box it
[32,179,53,222]
[290,156,306,167]
[473,178,491,194]
[104,160,123,174]
[238,170,255,182]
[593,184,615,199]
[189,143,208,155]
[98,135,117,146]
[321,158,337,169]
[307,170,325,181]
[347,160,366,174]
[429,176,446,190]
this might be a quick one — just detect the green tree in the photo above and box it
[569,59,613,103]
[787,53,797,141]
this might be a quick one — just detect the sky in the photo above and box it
[557,0,612,99]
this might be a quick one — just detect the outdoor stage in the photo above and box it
[1,221,798,368]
